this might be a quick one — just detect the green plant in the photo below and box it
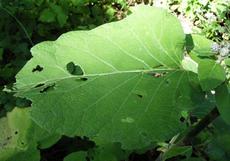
[1,5,230,161]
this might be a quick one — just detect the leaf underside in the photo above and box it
[14,6,204,149]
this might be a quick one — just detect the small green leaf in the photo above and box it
[106,6,116,19]
[181,110,189,119]
[50,4,68,27]
[39,8,56,23]
[163,146,192,161]
[198,60,226,91]
[215,84,230,125]
[189,34,216,57]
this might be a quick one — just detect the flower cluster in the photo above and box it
[211,41,230,58]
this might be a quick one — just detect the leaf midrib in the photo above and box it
[16,68,181,93]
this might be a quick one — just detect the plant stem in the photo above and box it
[179,107,220,145]
[156,107,220,161]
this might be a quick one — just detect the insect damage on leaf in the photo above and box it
[121,117,135,123]
[148,71,168,78]
[34,83,45,88]
[40,83,56,93]
[136,94,143,98]
[75,77,88,82]
[32,65,43,72]
[133,90,147,99]
[0,135,12,148]
[154,73,166,78]
[80,78,88,81]
[66,62,84,75]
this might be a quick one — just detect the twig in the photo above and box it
[179,107,219,145]
[156,107,220,161]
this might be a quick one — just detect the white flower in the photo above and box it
[198,0,208,5]
[154,0,168,9]
[211,42,220,53]
[204,12,216,23]
[220,47,230,57]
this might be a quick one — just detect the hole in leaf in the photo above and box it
[15,131,18,135]
[66,62,84,75]
[40,84,56,93]
[136,94,143,98]
[80,78,88,81]
[34,83,45,88]
[32,65,43,72]
[75,77,88,81]
[21,142,24,145]
[151,72,168,78]
[133,90,146,99]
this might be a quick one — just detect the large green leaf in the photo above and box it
[14,6,203,149]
